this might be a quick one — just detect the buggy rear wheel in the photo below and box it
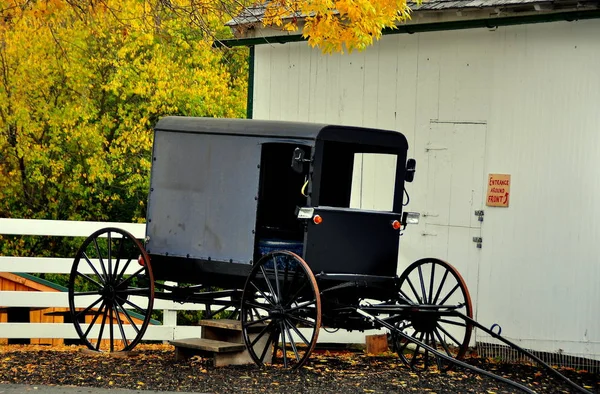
[393,258,473,371]
[68,227,154,352]
[240,251,321,369]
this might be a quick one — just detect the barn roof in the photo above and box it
[225,0,599,26]
[154,116,409,150]
[218,0,600,47]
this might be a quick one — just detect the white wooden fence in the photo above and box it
[0,218,371,345]
[0,218,206,343]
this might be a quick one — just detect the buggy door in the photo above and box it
[303,207,401,276]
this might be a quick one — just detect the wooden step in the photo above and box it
[197,319,242,331]
[169,338,245,353]
[198,318,268,333]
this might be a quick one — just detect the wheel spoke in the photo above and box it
[250,281,276,307]
[284,317,310,346]
[438,318,468,328]
[93,238,109,282]
[75,296,103,318]
[438,283,460,305]
[243,300,272,312]
[109,304,114,352]
[76,271,103,289]
[423,332,430,369]
[280,321,288,368]
[272,256,282,303]
[417,265,427,304]
[250,321,275,347]
[83,301,106,338]
[283,279,309,308]
[404,277,423,304]
[118,297,148,318]
[436,323,463,348]
[117,268,146,288]
[114,258,133,285]
[259,265,278,304]
[95,304,109,351]
[283,268,300,304]
[432,270,450,304]
[259,329,278,363]
[111,237,124,283]
[283,320,301,362]
[107,232,113,285]
[410,331,426,368]
[286,314,316,328]
[82,252,106,285]
[285,299,316,313]
[243,314,271,327]
[433,327,453,357]
[428,263,436,306]
[112,304,128,349]
[116,302,140,334]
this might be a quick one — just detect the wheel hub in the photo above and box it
[410,312,439,332]
[269,306,286,319]
[101,284,117,302]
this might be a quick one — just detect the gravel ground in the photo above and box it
[0,344,598,394]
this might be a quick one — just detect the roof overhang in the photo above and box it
[215,1,600,47]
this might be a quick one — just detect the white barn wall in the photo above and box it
[251,19,600,360]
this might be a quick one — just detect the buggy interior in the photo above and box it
[254,143,311,260]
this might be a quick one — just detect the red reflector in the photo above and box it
[313,215,323,225]
[138,255,146,266]
[392,220,401,230]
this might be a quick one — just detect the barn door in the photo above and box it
[423,121,486,324]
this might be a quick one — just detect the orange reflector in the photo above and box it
[313,215,323,225]
[138,255,146,266]
[392,220,401,230]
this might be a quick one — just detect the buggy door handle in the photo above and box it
[421,232,437,236]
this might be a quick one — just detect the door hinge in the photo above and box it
[472,237,483,248]
[474,210,484,222]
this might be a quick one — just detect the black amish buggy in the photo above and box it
[67,117,592,394]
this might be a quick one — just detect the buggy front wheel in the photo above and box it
[240,251,321,369]
[68,227,155,352]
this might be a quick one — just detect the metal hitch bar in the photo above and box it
[355,307,593,394]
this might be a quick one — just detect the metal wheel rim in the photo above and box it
[240,250,321,369]
[68,227,154,352]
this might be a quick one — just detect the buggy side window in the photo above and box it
[318,140,398,212]
[350,153,397,211]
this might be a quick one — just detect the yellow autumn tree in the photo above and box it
[0,0,247,228]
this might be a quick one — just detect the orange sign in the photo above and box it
[487,174,511,207]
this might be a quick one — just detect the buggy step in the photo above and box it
[198,318,267,333]
[169,337,270,367]
[197,319,242,331]
[169,338,245,353]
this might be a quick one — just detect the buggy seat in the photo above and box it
[257,238,303,257]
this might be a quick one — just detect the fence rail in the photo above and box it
[0,218,364,345]
[0,218,203,343]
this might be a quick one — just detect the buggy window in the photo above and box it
[350,153,397,211]
[318,141,398,212]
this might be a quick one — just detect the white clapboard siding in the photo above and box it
[251,19,600,363]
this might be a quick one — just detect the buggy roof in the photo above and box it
[154,116,408,150]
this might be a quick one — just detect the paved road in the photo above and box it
[0,384,201,394]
